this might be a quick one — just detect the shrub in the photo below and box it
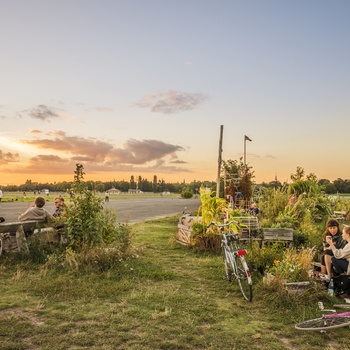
[246,242,285,275]
[24,166,134,270]
[181,189,193,198]
[65,164,132,253]
[268,247,316,282]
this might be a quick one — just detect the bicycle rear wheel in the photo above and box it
[235,254,253,302]
[295,316,350,331]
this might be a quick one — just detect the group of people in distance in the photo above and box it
[18,196,66,223]
[320,218,350,280]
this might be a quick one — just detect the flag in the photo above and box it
[244,135,252,142]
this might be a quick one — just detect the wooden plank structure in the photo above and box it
[332,211,349,222]
[262,228,294,246]
[234,216,260,241]
[176,214,295,247]
[176,214,200,246]
[176,224,193,246]
[0,220,60,255]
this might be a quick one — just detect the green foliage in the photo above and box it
[64,164,133,258]
[222,158,254,204]
[259,169,333,246]
[180,188,193,198]
[4,217,350,349]
[197,187,230,226]
[259,186,290,226]
[27,233,66,264]
[246,241,285,274]
[268,247,316,282]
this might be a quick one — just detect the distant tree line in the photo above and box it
[2,175,350,195]
[261,178,350,194]
[1,177,216,195]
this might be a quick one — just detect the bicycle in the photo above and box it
[208,220,253,302]
[295,302,350,331]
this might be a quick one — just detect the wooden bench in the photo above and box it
[332,211,349,222]
[262,228,294,246]
[0,220,60,255]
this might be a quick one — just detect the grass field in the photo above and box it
[0,216,350,349]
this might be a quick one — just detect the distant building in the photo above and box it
[106,187,121,194]
[128,189,143,194]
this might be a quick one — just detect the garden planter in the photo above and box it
[283,281,310,294]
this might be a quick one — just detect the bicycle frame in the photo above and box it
[208,220,253,302]
[222,233,251,281]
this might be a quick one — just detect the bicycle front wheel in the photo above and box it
[222,246,233,281]
[235,254,253,302]
[295,316,350,331]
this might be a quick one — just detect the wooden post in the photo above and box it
[216,125,223,197]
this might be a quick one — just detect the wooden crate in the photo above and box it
[176,224,193,245]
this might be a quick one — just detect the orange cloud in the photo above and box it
[0,150,19,164]
[14,131,189,176]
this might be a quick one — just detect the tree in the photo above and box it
[153,175,158,193]
[130,175,136,190]
[324,183,337,194]
[222,158,254,207]
[290,166,305,182]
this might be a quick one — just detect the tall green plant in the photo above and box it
[197,187,230,227]
[65,164,132,254]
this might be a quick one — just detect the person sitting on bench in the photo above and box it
[18,196,53,222]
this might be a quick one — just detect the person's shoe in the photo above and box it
[319,274,330,281]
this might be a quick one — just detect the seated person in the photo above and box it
[248,203,259,215]
[320,218,346,279]
[327,225,350,275]
[53,197,66,218]
[18,196,53,222]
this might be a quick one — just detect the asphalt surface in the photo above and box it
[0,196,201,224]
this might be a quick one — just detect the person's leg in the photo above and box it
[331,257,349,274]
[320,253,327,274]
[325,254,334,277]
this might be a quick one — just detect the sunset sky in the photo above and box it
[1,0,350,186]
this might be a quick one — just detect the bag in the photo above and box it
[333,275,350,295]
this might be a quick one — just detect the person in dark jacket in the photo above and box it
[53,197,66,218]
[320,218,347,279]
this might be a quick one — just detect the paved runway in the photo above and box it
[0,196,201,223]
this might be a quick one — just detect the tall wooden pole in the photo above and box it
[244,137,246,170]
[216,125,224,197]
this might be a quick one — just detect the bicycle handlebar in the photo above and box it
[206,220,239,229]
